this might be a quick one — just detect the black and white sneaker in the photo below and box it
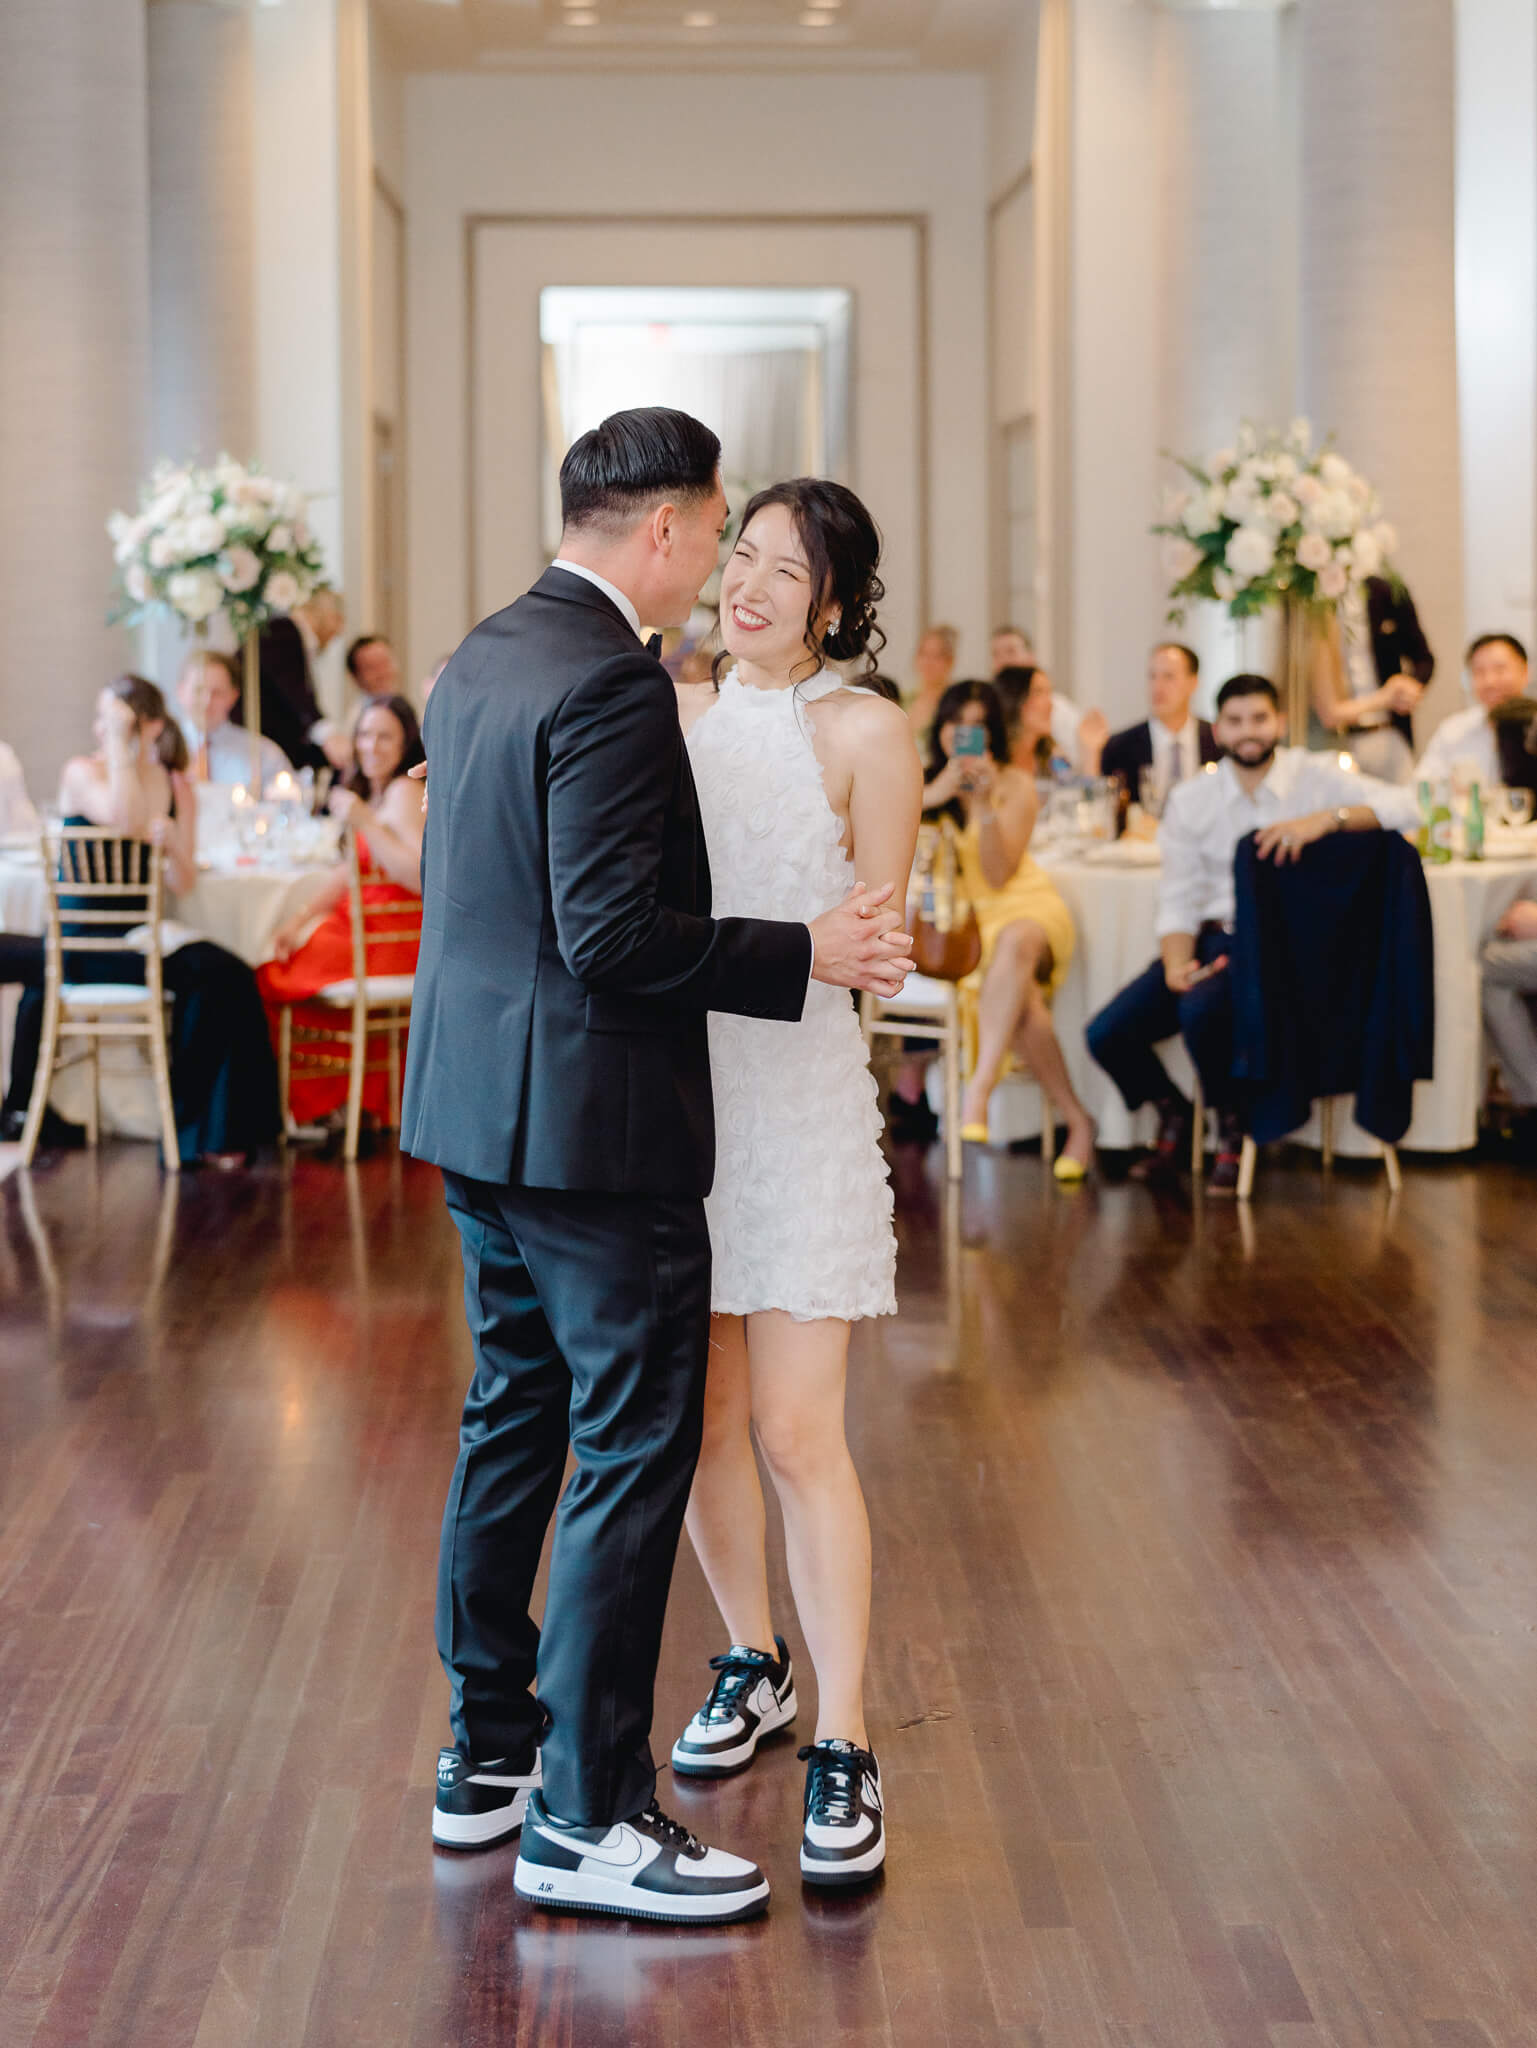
[432,1747,542,1848]
[514,1792,770,1923]
[670,1636,797,1777]
[798,1740,885,1887]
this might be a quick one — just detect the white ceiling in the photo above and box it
[370,0,1023,72]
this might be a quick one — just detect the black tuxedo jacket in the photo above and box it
[400,568,812,1195]
[231,616,328,771]
[1100,717,1221,790]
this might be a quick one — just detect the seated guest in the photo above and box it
[907,622,958,746]
[346,633,401,700]
[993,656,1098,775]
[1312,575,1432,783]
[993,663,1078,778]
[1085,673,1418,1192]
[0,675,281,1164]
[924,681,1095,1177]
[989,623,1035,677]
[175,649,292,788]
[1416,633,1529,789]
[257,694,424,1130]
[1088,642,1220,798]
[0,739,39,838]
[242,585,351,774]
[1482,885,1537,1154]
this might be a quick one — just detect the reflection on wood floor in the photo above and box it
[2,1140,1536,2046]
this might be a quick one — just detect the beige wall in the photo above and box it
[0,0,151,794]
[402,68,991,691]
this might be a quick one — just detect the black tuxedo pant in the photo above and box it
[437,1172,711,1826]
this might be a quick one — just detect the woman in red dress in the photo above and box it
[258,694,425,1128]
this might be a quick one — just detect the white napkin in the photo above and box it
[123,921,204,957]
[1082,837,1162,867]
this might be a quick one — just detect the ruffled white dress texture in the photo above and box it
[685,669,897,1322]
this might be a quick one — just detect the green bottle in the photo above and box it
[1428,782,1454,864]
[1416,779,1433,859]
[1466,780,1486,861]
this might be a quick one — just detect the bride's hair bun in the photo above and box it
[717,478,886,684]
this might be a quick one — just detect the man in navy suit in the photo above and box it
[1093,642,1221,802]
[402,408,911,1923]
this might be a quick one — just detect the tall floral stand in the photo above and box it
[243,627,262,797]
[1277,599,1323,749]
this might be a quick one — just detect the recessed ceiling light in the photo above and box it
[799,9,835,24]
[683,9,717,25]
[564,7,598,20]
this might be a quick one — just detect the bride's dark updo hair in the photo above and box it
[716,477,886,685]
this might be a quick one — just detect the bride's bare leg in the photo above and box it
[746,1310,871,1746]
[683,1314,776,1652]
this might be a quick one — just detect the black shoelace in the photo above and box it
[701,1646,773,1725]
[798,1742,869,1826]
[639,1799,703,1857]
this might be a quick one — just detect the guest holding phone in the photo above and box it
[923,681,1094,1177]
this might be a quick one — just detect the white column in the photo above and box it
[250,0,374,719]
[144,0,257,684]
[1064,0,1165,721]
[1297,0,1464,732]
[1456,0,1536,657]
[0,0,150,790]
[1153,0,1294,702]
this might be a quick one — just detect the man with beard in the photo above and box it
[1085,674,1418,1191]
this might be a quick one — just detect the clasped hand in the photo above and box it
[809,881,914,999]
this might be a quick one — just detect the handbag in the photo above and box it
[908,818,982,982]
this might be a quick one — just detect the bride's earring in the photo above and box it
[827,611,843,636]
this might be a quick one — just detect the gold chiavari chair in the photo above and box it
[20,823,179,1172]
[276,827,419,1162]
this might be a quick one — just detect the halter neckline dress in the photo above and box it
[685,669,896,1323]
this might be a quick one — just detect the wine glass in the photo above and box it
[1501,786,1534,831]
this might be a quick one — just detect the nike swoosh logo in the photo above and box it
[535,1823,643,1869]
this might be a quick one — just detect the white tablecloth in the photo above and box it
[0,854,328,1134]
[985,848,1537,1155]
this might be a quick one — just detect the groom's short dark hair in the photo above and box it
[559,408,722,536]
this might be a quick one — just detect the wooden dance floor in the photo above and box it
[2,1141,1536,2047]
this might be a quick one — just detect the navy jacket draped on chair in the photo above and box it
[1230,829,1434,1145]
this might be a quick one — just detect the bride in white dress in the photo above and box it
[670,480,921,1886]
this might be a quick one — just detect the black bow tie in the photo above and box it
[645,633,664,660]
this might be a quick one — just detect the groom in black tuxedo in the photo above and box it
[402,408,910,1920]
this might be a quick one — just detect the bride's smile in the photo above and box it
[719,500,828,681]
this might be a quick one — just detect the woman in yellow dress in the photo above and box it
[923,680,1095,1179]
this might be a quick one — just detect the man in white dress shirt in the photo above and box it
[1086,673,1418,1191]
[1415,633,1529,791]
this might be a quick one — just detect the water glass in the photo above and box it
[1137,764,1165,821]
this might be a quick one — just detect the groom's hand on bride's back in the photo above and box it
[809,882,914,998]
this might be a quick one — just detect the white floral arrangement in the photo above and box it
[107,455,326,639]
[1154,419,1398,623]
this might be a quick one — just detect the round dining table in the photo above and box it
[0,850,332,1138]
[984,838,1537,1156]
